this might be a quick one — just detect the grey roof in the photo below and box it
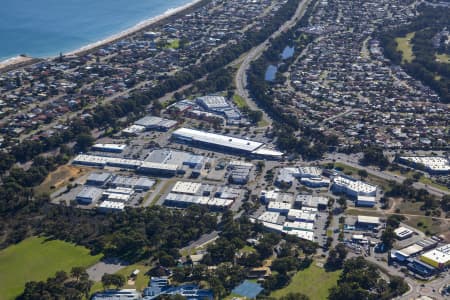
[87,172,112,183]
[77,187,103,199]
[134,116,177,129]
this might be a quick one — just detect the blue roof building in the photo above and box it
[143,277,213,300]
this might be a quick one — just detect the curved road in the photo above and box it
[235,0,312,126]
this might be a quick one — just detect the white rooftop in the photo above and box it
[333,176,377,194]
[421,244,450,265]
[394,226,414,238]
[357,215,380,224]
[92,143,127,151]
[400,156,450,172]
[171,181,202,195]
[173,127,263,152]
[257,211,280,224]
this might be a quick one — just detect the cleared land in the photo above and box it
[90,263,151,294]
[35,165,89,195]
[435,53,450,64]
[396,32,415,63]
[270,264,341,300]
[0,236,101,300]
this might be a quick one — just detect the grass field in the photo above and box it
[0,236,102,300]
[270,264,341,300]
[396,32,415,63]
[35,165,88,195]
[388,169,450,193]
[233,94,248,109]
[166,39,180,49]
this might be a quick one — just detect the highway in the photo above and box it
[234,0,313,127]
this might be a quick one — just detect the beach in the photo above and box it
[66,0,203,57]
[0,0,205,70]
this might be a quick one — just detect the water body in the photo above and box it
[281,46,294,60]
[0,0,193,61]
[264,64,278,81]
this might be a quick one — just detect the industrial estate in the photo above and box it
[0,0,449,299]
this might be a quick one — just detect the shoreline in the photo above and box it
[65,0,203,57]
[0,0,205,71]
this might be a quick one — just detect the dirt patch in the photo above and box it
[36,165,89,195]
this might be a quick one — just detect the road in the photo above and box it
[324,153,449,197]
[234,0,312,127]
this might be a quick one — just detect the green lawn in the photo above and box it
[166,39,180,49]
[0,236,102,300]
[419,177,450,193]
[270,264,341,300]
[232,94,248,109]
[396,32,415,63]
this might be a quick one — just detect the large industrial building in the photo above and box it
[92,143,127,153]
[162,181,235,211]
[134,115,177,131]
[398,156,450,174]
[72,154,179,176]
[332,176,377,199]
[171,128,283,159]
[420,244,450,269]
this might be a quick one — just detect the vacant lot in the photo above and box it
[396,32,415,63]
[270,264,341,300]
[35,165,89,195]
[90,263,151,295]
[436,53,450,64]
[0,236,101,300]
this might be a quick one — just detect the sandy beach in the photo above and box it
[66,0,203,56]
[0,0,203,70]
[0,55,35,71]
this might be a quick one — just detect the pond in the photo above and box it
[281,46,295,60]
[264,64,278,81]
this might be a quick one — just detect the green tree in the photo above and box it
[381,227,396,250]
[75,133,94,152]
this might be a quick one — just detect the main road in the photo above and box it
[324,153,449,197]
[234,0,313,127]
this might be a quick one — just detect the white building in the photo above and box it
[394,227,414,240]
[92,143,127,153]
[97,201,126,213]
[171,181,202,195]
[287,209,316,223]
[267,202,292,214]
[171,128,283,159]
[356,195,377,207]
[257,211,281,224]
[420,244,450,269]
[332,176,377,198]
[399,156,450,174]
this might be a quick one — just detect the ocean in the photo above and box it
[0,0,193,61]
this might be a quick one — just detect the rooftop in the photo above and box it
[172,127,263,152]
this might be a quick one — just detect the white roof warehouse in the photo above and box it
[171,128,283,159]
